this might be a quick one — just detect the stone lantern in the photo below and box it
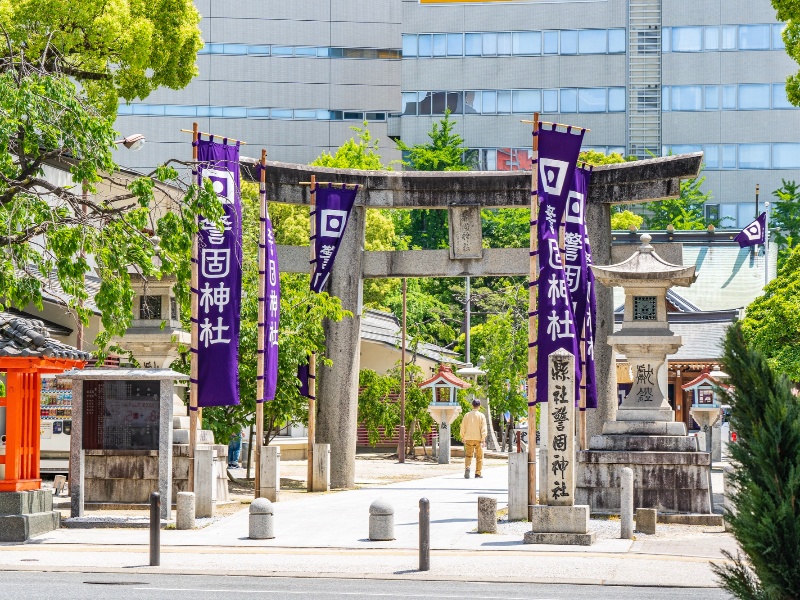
[592,233,696,425]
[420,364,470,464]
[683,369,727,454]
[577,234,713,515]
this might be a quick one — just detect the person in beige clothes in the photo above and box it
[460,399,487,478]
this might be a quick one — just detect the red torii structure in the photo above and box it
[0,317,88,492]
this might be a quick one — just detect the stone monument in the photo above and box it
[524,349,595,545]
[577,234,713,514]
[421,364,469,464]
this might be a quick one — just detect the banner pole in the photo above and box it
[255,149,267,498]
[764,201,770,287]
[307,174,317,492]
[189,121,199,493]
[527,112,540,518]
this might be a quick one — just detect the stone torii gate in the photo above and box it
[245,153,703,489]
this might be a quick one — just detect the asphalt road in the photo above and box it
[0,571,732,599]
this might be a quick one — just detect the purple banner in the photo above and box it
[195,137,242,407]
[584,236,598,409]
[534,125,585,405]
[311,185,359,293]
[564,166,597,410]
[735,212,766,248]
[257,166,280,403]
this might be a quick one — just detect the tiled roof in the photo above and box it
[360,310,466,367]
[0,316,91,360]
[0,309,72,337]
[19,267,102,315]
[419,363,471,389]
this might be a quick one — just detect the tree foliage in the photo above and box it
[0,0,203,115]
[740,244,800,381]
[771,2,800,106]
[771,179,800,268]
[712,322,800,599]
[644,174,715,230]
[0,54,221,349]
[611,210,644,230]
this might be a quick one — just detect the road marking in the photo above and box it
[135,588,548,600]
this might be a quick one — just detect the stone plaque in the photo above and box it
[448,204,483,259]
[546,348,575,507]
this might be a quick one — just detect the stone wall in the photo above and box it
[84,445,229,506]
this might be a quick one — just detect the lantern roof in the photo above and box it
[681,369,730,391]
[592,234,696,288]
[419,364,471,390]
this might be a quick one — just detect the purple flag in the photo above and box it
[257,165,280,403]
[534,125,585,405]
[311,185,359,293]
[195,137,243,407]
[297,363,311,398]
[564,165,598,410]
[734,212,766,248]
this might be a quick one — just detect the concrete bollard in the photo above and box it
[635,508,657,535]
[368,498,395,541]
[477,497,497,534]
[620,467,634,540]
[176,492,195,530]
[249,498,275,539]
[723,464,736,531]
[507,452,528,521]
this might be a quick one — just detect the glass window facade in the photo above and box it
[661,23,786,52]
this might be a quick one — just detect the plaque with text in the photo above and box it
[448,204,483,259]
[82,380,161,451]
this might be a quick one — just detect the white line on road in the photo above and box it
[135,588,552,600]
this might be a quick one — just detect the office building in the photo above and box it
[116,0,800,225]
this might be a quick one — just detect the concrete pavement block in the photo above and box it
[636,507,657,534]
[477,497,497,533]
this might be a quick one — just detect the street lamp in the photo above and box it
[114,133,146,151]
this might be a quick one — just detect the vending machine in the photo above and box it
[40,375,72,473]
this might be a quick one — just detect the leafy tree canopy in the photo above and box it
[395,110,470,172]
[611,210,644,231]
[771,179,800,268]
[643,174,715,230]
[0,58,221,349]
[740,244,800,381]
[0,0,203,115]
[771,1,800,105]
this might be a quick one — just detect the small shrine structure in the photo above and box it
[420,364,470,464]
[0,316,89,541]
[683,369,727,454]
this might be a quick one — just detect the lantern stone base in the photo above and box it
[576,446,712,514]
[0,490,61,542]
[603,421,688,436]
[616,408,675,422]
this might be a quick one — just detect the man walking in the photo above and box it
[460,399,487,479]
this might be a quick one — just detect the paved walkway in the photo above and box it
[0,466,735,588]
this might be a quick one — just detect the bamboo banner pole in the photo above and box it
[579,346,588,451]
[189,122,199,493]
[527,112,540,517]
[398,278,407,463]
[307,174,317,492]
[255,149,268,498]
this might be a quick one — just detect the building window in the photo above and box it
[672,27,703,52]
[140,296,161,320]
[773,144,800,169]
[739,25,771,50]
[739,84,770,110]
[671,86,702,111]
[513,31,540,55]
[738,144,771,169]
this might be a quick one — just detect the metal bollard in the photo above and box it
[149,492,161,566]
[419,498,430,571]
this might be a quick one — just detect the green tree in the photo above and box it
[578,149,630,166]
[0,0,203,115]
[712,322,800,599]
[202,182,348,445]
[0,58,222,349]
[771,179,800,268]
[771,2,800,105]
[611,210,644,230]
[644,174,715,230]
[740,244,800,380]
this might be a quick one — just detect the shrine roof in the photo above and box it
[0,316,90,361]
[593,234,696,287]
[419,364,471,389]
[682,370,730,390]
